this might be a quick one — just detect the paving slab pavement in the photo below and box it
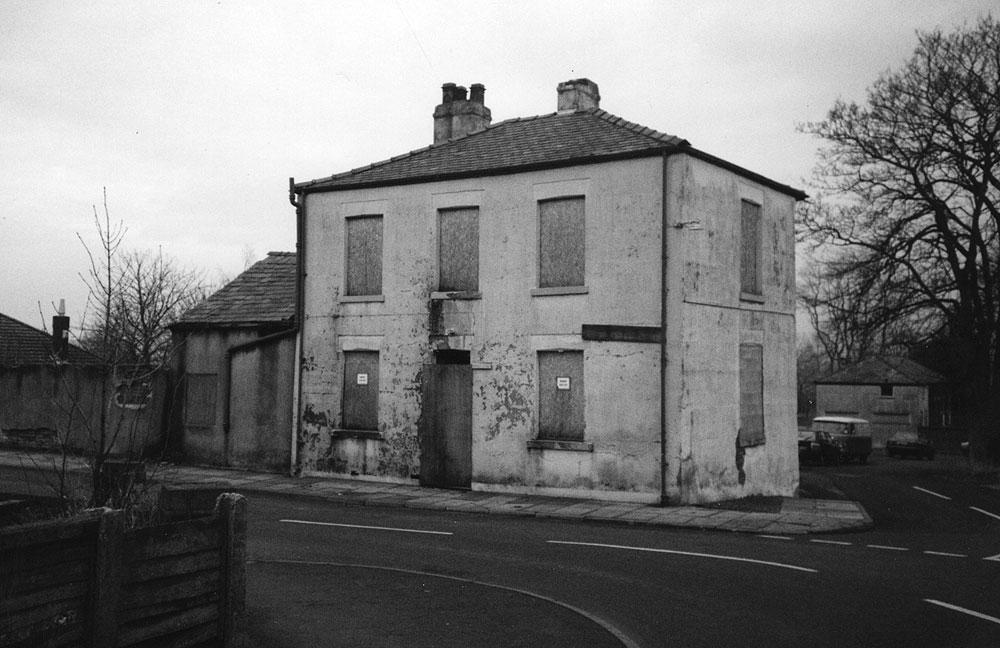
[0,450,873,534]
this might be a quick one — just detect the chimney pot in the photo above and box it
[454,85,467,101]
[441,82,457,103]
[469,83,485,104]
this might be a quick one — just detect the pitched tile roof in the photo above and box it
[173,252,296,329]
[816,357,946,385]
[295,107,806,200]
[0,313,102,366]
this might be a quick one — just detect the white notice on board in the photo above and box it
[556,377,571,390]
[357,373,369,385]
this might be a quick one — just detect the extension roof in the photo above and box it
[294,108,806,200]
[0,313,102,366]
[815,357,946,386]
[172,252,296,329]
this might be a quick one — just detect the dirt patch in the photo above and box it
[703,495,784,514]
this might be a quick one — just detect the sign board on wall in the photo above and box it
[357,373,369,385]
[556,377,571,390]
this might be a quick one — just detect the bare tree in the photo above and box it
[798,17,1000,464]
[71,189,211,507]
[798,245,934,370]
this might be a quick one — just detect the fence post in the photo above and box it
[217,493,247,648]
[91,508,124,648]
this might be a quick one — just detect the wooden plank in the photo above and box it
[0,595,86,636]
[342,350,379,430]
[0,581,87,616]
[740,200,762,295]
[126,518,221,560]
[122,570,220,610]
[581,324,662,343]
[126,549,220,584]
[119,620,217,648]
[118,603,218,647]
[537,351,585,441]
[539,197,585,288]
[1,560,89,594]
[118,590,219,624]
[438,207,479,291]
[345,215,383,296]
[0,513,99,550]
[3,619,85,648]
[739,343,765,447]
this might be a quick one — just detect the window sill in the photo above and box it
[739,292,765,304]
[341,295,385,303]
[530,286,589,297]
[331,428,383,440]
[430,290,482,301]
[527,439,593,452]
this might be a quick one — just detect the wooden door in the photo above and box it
[419,363,472,488]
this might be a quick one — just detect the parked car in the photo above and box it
[885,431,935,460]
[806,416,873,464]
[798,428,843,465]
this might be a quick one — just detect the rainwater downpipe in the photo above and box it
[659,150,673,506]
[289,177,305,476]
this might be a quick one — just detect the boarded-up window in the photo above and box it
[740,200,762,295]
[343,351,379,430]
[538,351,585,441]
[438,207,479,291]
[346,215,383,296]
[185,373,217,428]
[539,197,585,288]
[738,344,765,447]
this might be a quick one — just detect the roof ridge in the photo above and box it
[588,108,688,146]
[296,110,623,190]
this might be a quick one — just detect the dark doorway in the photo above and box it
[419,350,472,488]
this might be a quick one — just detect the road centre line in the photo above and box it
[547,540,817,573]
[923,550,968,558]
[970,506,1000,522]
[867,544,909,551]
[912,486,951,500]
[280,519,453,535]
[758,535,793,540]
[810,539,852,546]
[924,599,1000,625]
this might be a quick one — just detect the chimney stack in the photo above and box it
[52,299,69,361]
[433,82,491,144]
[557,78,600,112]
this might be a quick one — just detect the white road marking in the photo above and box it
[924,599,1000,625]
[867,544,909,551]
[970,506,1000,522]
[280,519,453,536]
[810,539,852,546]
[984,553,1000,563]
[912,486,951,500]
[251,558,641,648]
[547,540,818,573]
[758,535,793,540]
[923,551,968,558]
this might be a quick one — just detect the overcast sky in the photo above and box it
[1,0,994,336]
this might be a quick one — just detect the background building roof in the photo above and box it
[173,252,296,329]
[0,313,102,366]
[295,108,805,199]
[816,357,946,386]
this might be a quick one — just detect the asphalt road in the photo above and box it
[244,454,1000,648]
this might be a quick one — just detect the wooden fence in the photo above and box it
[0,493,246,648]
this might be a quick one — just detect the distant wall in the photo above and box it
[0,365,166,457]
[816,383,929,447]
